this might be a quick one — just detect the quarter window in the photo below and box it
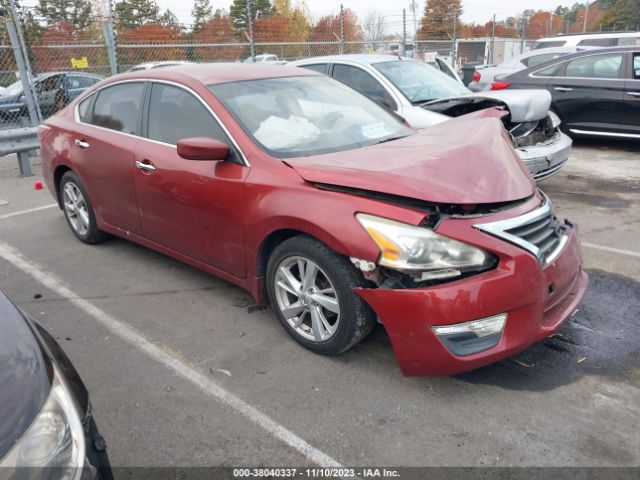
[332,64,397,111]
[91,82,145,134]
[578,38,616,47]
[634,54,640,79]
[300,64,328,74]
[78,94,94,123]
[147,83,228,147]
[524,53,563,68]
[564,53,623,79]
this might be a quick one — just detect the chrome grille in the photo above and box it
[474,193,569,266]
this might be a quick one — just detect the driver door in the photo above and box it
[133,82,249,277]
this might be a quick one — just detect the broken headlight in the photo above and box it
[356,213,493,280]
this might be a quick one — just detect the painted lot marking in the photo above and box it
[582,243,640,260]
[0,204,57,220]
[0,241,343,468]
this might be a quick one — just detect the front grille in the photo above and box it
[474,193,569,266]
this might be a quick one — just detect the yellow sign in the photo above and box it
[70,57,89,69]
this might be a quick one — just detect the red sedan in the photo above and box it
[38,64,588,376]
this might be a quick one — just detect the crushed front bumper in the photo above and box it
[516,132,572,181]
[355,210,587,376]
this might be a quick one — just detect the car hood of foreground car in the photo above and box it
[422,89,552,123]
[0,292,52,460]
[286,109,535,205]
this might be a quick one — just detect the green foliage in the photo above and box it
[192,0,213,33]
[601,0,640,28]
[115,0,161,28]
[417,0,463,39]
[228,0,274,32]
[37,0,93,29]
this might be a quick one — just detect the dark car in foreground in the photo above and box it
[0,71,103,120]
[39,64,587,376]
[491,46,640,139]
[0,292,110,478]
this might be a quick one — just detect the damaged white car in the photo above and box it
[290,55,572,181]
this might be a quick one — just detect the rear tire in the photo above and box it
[266,235,376,355]
[59,171,109,244]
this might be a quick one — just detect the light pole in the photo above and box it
[583,1,590,33]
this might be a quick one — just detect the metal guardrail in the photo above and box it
[0,127,38,176]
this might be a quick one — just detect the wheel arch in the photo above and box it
[53,163,73,208]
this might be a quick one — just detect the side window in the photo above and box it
[332,64,397,111]
[535,63,563,77]
[78,94,94,123]
[578,38,616,47]
[436,58,457,80]
[564,53,623,79]
[526,53,563,68]
[634,54,640,80]
[301,64,328,74]
[147,83,229,147]
[91,82,145,134]
[38,76,60,93]
[70,76,99,89]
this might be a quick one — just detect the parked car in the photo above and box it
[534,31,640,50]
[127,61,194,72]
[0,291,110,477]
[0,72,103,119]
[38,64,587,376]
[290,55,572,181]
[468,47,595,91]
[491,46,640,139]
[244,54,284,64]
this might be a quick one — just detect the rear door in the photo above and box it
[73,81,145,235]
[133,82,248,277]
[621,51,640,136]
[548,51,626,134]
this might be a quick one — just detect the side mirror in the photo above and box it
[177,137,229,161]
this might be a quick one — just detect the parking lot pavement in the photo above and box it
[0,139,639,468]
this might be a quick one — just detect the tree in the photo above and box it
[601,0,640,29]
[569,4,605,32]
[417,0,462,39]
[115,0,160,28]
[362,11,385,48]
[193,15,243,61]
[309,8,363,53]
[158,8,181,29]
[192,0,213,33]
[37,0,93,30]
[229,0,274,33]
[272,0,311,39]
[525,11,563,39]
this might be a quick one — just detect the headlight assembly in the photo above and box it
[0,364,86,478]
[356,213,493,279]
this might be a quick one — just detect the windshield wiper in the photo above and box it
[374,135,409,145]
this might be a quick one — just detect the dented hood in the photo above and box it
[286,110,535,205]
[423,89,552,123]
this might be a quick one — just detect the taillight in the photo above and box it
[491,81,512,90]
[472,71,481,82]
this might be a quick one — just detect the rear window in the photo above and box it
[564,53,623,79]
[91,82,145,134]
[523,53,564,68]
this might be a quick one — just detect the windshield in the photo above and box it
[1,80,24,97]
[373,60,469,104]
[209,76,413,158]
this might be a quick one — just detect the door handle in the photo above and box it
[74,139,90,149]
[627,92,640,97]
[554,87,573,92]
[135,160,156,172]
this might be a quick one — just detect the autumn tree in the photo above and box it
[192,0,213,33]
[272,0,311,40]
[417,0,462,39]
[229,0,274,33]
[525,11,563,39]
[37,0,93,30]
[309,9,363,53]
[193,14,243,61]
[569,4,605,32]
[115,0,160,28]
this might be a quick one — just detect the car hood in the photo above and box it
[0,292,52,460]
[423,89,552,122]
[286,109,535,205]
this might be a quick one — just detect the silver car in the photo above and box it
[290,54,572,181]
[469,47,594,92]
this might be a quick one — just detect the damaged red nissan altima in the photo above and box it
[38,64,588,376]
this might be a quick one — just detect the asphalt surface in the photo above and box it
[0,138,639,470]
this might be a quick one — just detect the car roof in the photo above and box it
[537,31,639,41]
[117,62,320,85]
[36,71,104,79]
[290,54,403,66]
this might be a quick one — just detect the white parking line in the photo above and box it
[0,241,343,468]
[582,243,640,260]
[0,204,58,220]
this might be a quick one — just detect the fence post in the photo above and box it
[246,0,255,61]
[489,14,495,64]
[402,9,407,57]
[339,4,345,54]
[102,21,118,76]
[451,14,457,67]
[520,17,526,53]
[6,19,37,176]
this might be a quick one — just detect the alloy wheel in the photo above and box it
[273,256,341,343]
[63,182,90,236]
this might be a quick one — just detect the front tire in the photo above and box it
[59,171,108,244]
[266,235,376,355]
